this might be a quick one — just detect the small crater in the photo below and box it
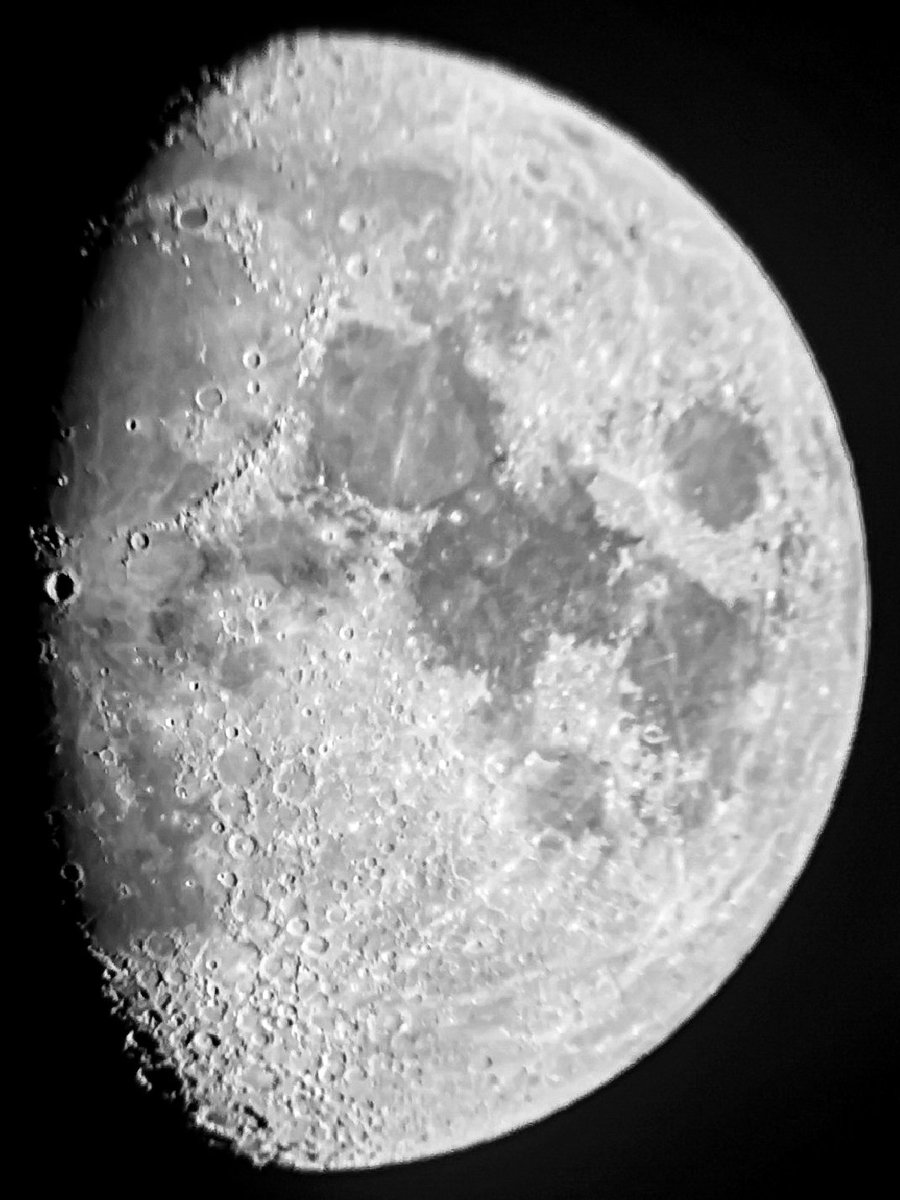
[44,570,77,604]
[218,644,271,692]
[301,932,329,957]
[195,383,226,413]
[344,253,369,279]
[227,832,258,860]
[60,860,85,889]
[177,203,209,232]
[338,207,367,234]
[216,744,261,789]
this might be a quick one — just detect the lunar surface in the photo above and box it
[36,33,868,1170]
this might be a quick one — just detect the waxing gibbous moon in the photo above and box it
[37,32,868,1170]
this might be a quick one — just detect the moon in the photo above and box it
[36,32,868,1170]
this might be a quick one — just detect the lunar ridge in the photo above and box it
[35,32,867,1171]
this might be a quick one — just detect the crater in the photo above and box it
[44,569,78,605]
[177,202,210,231]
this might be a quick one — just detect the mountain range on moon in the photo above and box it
[34,31,867,1171]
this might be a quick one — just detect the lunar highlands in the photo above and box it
[36,34,867,1169]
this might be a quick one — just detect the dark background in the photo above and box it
[18,3,896,1198]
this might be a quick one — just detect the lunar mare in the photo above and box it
[37,33,867,1170]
